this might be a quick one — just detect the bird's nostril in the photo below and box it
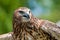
[23,14,30,18]
[23,15,27,17]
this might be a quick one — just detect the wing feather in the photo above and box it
[41,20,60,40]
[0,32,13,40]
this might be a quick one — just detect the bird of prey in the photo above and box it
[12,7,60,40]
[0,7,60,40]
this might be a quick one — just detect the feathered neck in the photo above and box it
[12,16,41,40]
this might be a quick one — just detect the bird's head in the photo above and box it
[14,7,32,22]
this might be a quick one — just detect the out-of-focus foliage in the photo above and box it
[39,0,60,22]
[0,0,60,34]
[0,0,28,34]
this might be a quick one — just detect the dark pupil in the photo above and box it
[19,11,24,14]
[29,11,30,13]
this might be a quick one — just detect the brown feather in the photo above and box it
[12,7,57,40]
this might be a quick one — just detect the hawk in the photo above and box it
[12,7,60,40]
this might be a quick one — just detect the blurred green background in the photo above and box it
[0,0,60,34]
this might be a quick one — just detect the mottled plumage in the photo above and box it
[12,7,58,40]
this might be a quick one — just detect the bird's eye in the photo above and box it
[29,11,30,13]
[18,11,24,14]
